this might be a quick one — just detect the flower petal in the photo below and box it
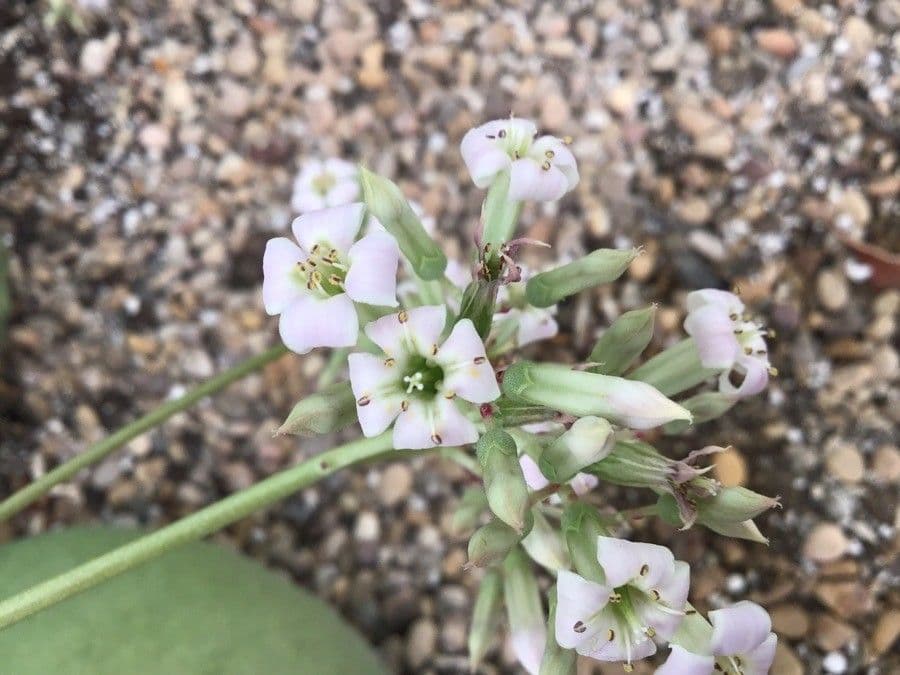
[569,473,599,496]
[324,157,358,179]
[684,304,739,369]
[278,293,358,354]
[634,560,690,641]
[685,289,744,314]
[508,159,570,201]
[391,400,434,450]
[509,623,545,675]
[325,179,361,208]
[519,454,550,492]
[461,143,511,188]
[262,237,306,315]
[348,353,403,437]
[709,601,772,657]
[657,645,715,675]
[531,136,579,190]
[597,537,675,590]
[391,397,477,450]
[718,356,769,399]
[365,305,447,358]
[741,632,777,675]
[436,319,500,403]
[291,191,326,214]
[291,202,366,254]
[431,397,480,446]
[517,307,559,347]
[345,231,400,307]
[555,570,611,650]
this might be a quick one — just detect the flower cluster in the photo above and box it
[264,118,780,673]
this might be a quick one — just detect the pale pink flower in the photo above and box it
[263,203,399,354]
[656,645,715,674]
[708,602,777,675]
[555,538,690,669]
[291,158,360,213]
[348,306,500,450]
[683,289,771,398]
[460,119,579,201]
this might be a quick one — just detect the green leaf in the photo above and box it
[0,527,389,675]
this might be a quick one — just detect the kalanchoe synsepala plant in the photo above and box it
[264,119,781,673]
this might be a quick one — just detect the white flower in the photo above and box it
[555,537,690,670]
[263,203,399,354]
[291,158,360,213]
[656,645,715,674]
[683,289,772,399]
[460,118,579,201]
[348,306,500,450]
[708,602,777,675]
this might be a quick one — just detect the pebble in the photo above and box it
[80,33,120,78]
[803,523,849,562]
[406,618,437,669]
[815,614,857,651]
[872,445,900,482]
[755,28,799,58]
[771,642,803,675]
[825,443,864,484]
[822,651,848,674]
[354,511,381,542]
[816,269,850,312]
[378,464,413,507]
[770,603,810,639]
[870,610,900,656]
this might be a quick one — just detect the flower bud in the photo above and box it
[450,486,488,537]
[276,382,357,436]
[493,397,556,428]
[701,517,769,545]
[539,416,613,483]
[467,516,531,568]
[663,391,737,435]
[629,338,719,397]
[525,248,637,308]
[504,548,546,675]
[560,502,607,583]
[522,509,570,572]
[458,279,501,339]
[469,568,503,670]
[698,486,780,524]
[502,361,692,430]
[589,439,673,489]
[539,587,577,675]
[481,170,523,264]
[588,305,656,376]
[477,428,531,533]
[358,166,447,280]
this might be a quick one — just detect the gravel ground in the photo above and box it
[1,1,898,673]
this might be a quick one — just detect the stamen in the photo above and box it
[431,433,443,444]
[562,135,573,144]
[545,149,555,159]
[485,134,496,140]
[311,244,320,254]
[573,621,587,634]
[639,564,649,576]
[384,357,395,367]
[474,356,486,365]
[357,396,370,406]
[609,592,622,603]
[498,129,506,138]
[329,274,343,286]
[431,344,438,356]
[729,313,739,321]
[403,372,425,394]
[650,589,660,601]
[768,366,779,376]
[398,310,409,324]
[744,346,753,355]
[401,400,409,411]
[444,391,456,399]
[606,628,615,641]
[541,160,551,170]
[644,626,656,638]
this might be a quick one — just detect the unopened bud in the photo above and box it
[698,486,780,524]
[540,587,577,675]
[664,391,737,434]
[358,166,447,280]
[590,440,672,489]
[477,428,531,533]
[469,568,503,670]
[522,509,570,572]
[539,416,613,483]
[504,548,547,675]
[458,279,501,339]
[525,248,637,308]
[589,306,656,376]
[561,502,608,583]
[467,516,531,568]
[276,382,357,436]
[481,169,524,267]
[701,517,769,545]
[451,486,488,537]
[503,361,691,430]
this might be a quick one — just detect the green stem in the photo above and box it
[317,348,349,388]
[0,345,289,523]
[481,171,522,268]
[0,432,397,631]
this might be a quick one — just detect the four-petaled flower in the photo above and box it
[460,118,579,201]
[556,537,690,670]
[683,289,772,399]
[263,203,399,354]
[348,306,500,449]
[291,158,360,213]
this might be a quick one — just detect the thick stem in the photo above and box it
[0,432,397,631]
[0,345,289,522]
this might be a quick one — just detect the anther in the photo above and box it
[401,400,409,411]
[541,160,551,170]
[384,357,395,367]
[768,366,779,376]
[607,628,615,641]
[329,274,343,286]
[311,244,320,254]
[357,396,370,406]
[474,356,486,365]
[498,129,506,138]
[623,664,633,673]
[545,149,555,159]
[486,134,496,139]
[573,621,586,634]
[639,564,649,576]
[651,589,661,601]
[645,627,656,638]
[563,135,572,144]
[398,310,409,324]
[444,391,456,399]
[729,313,739,321]
[431,344,438,356]
[744,346,753,355]
[431,433,443,444]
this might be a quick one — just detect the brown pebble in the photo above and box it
[771,642,803,675]
[825,443,865,484]
[755,28,799,58]
[814,615,858,651]
[872,445,900,483]
[803,523,848,562]
[870,609,900,657]
[770,603,810,639]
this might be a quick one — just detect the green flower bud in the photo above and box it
[450,486,488,537]
[276,382,357,436]
[358,166,447,280]
[698,486,780,524]
[467,516,531,568]
[458,279,501,339]
[503,548,546,675]
[663,391,737,434]
[508,427,552,463]
[525,248,637,308]
[481,170,523,271]
[502,361,692,430]
[476,428,531,533]
[657,492,771,544]
[522,509,570,573]
[701,518,769,545]
[493,397,556,428]
[590,439,673,489]
[561,502,607,583]
[539,587,577,675]
[588,305,656,376]
[468,568,503,670]
[539,416,613,483]
[629,338,719,397]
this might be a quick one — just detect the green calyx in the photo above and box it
[399,355,445,398]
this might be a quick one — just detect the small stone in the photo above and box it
[378,464,413,507]
[842,16,875,56]
[216,153,253,186]
[713,447,747,487]
[354,511,380,542]
[755,29,799,58]
[815,581,874,617]
[771,642,803,675]
[138,124,170,155]
[770,603,810,639]
[870,610,900,656]
[816,269,850,312]
[358,42,388,90]
[606,80,639,117]
[804,523,849,562]
[226,35,260,77]
[80,33,120,78]
[406,618,437,669]
[706,24,734,55]
[541,92,571,130]
[822,651,848,674]
[814,615,857,651]
[872,445,900,482]
[825,443,864,484]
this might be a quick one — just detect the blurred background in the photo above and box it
[0,1,897,673]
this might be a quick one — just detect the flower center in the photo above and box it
[400,356,444,398]
[293,242,347,297]
[311,171,336,196]
[489,123,533,160]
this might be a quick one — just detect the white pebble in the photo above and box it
[822,652,847,674]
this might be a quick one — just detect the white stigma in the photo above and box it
[403,372,425,394]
